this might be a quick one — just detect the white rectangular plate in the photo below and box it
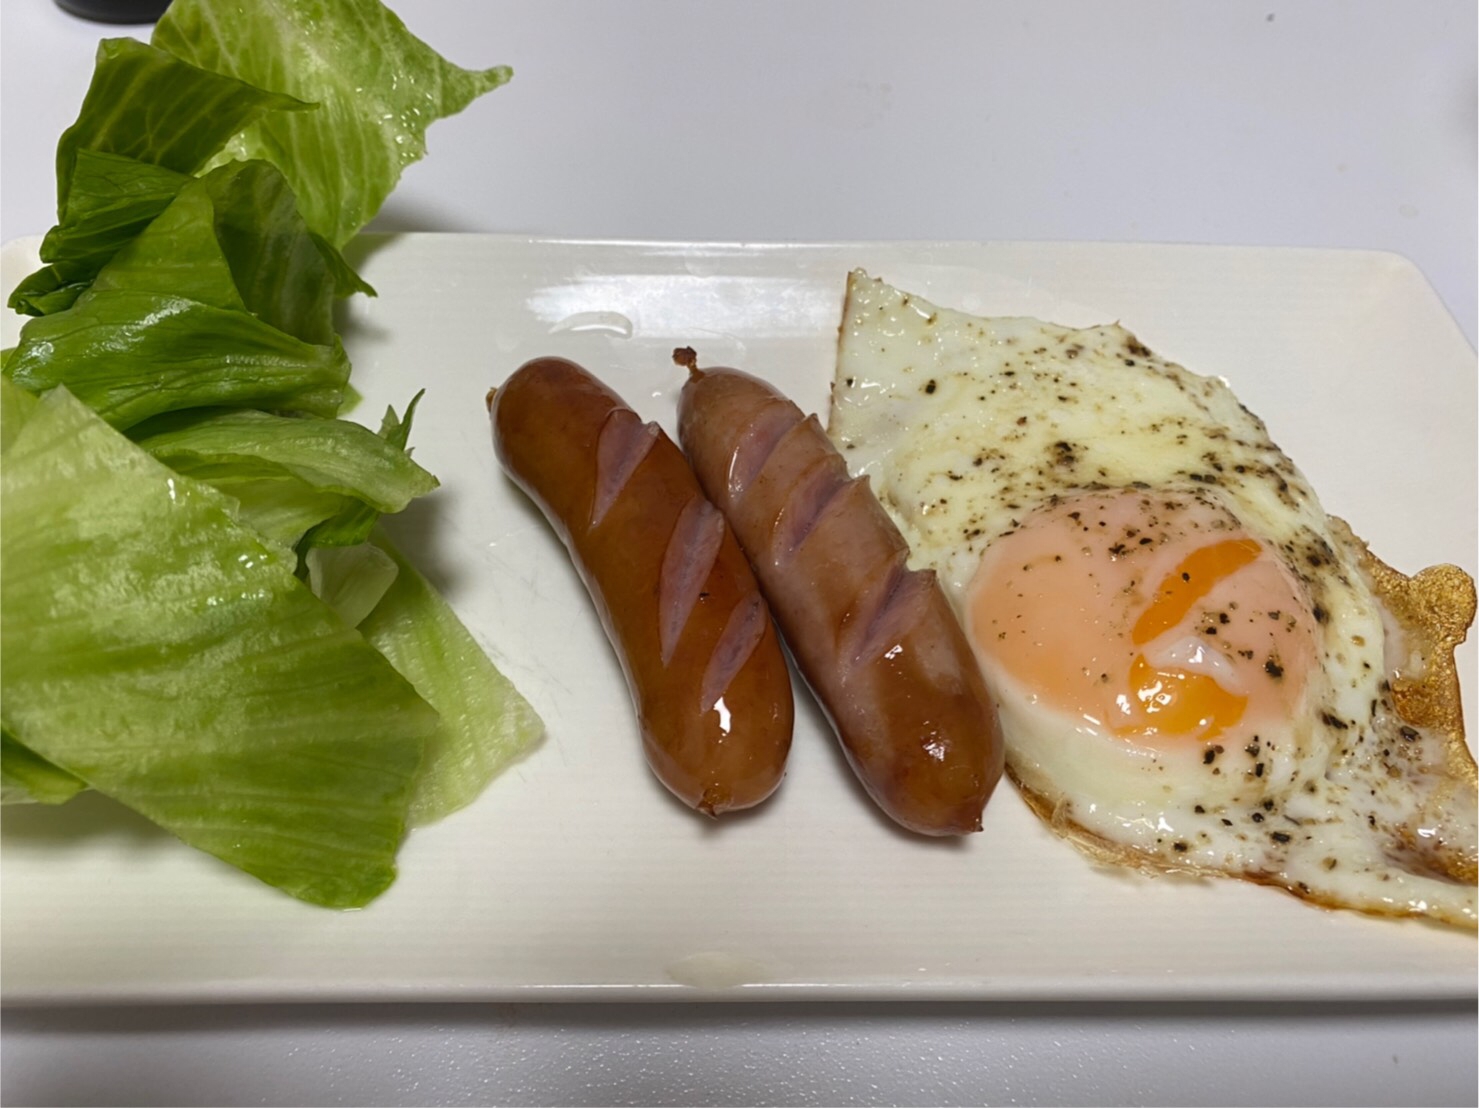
[2,234,1475,1004]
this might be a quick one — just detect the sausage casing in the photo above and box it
[489,357,793,814]
[676,359,1003,834]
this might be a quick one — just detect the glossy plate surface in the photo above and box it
[2,234,1475,1003]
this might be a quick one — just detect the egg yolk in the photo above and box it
[967,491,1317,750]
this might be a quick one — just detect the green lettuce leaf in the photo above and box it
[2,730,88,807]
[307,542,401,629]
[0,374,40,453]
[5,178,351,428]
[55,37,309,218]
[0,386,435,908]
[159,462,352,549]
[9,152,192,317]
[311,231,376,299]
[135,406,437,514]
[3,295,349,430]
[46,151,192,267]
[6,267,95,317]
[360,535,543,827]
[88,178,246,306]
[11,156,373,320]
[153,0,511,245]
[198,160,349,345]
[304,392,426,548]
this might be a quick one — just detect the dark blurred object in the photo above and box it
[55,0,171,22]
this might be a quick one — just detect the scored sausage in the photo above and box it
[489,357,793,815]
[675,351,1004,835]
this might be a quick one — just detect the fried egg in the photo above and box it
[828,270,1478,928]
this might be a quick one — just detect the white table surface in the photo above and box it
[2,2,1475,1105]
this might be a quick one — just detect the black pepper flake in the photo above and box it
[1221,818,1233,826]
[1264,658,1284,679]
[1312,604,1328,624]
[1320,711,1349,730]
[1251,811,1265,823]
[1270,831,1291,844]
[924,379,937,395]
[1193,804,1205,814]
[1399,726,1420,742]
[1254,762,1265,777]
[1172,841,1188,853]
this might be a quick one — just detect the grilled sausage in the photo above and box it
[675,352,1003,834]
[489,357,794,814]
